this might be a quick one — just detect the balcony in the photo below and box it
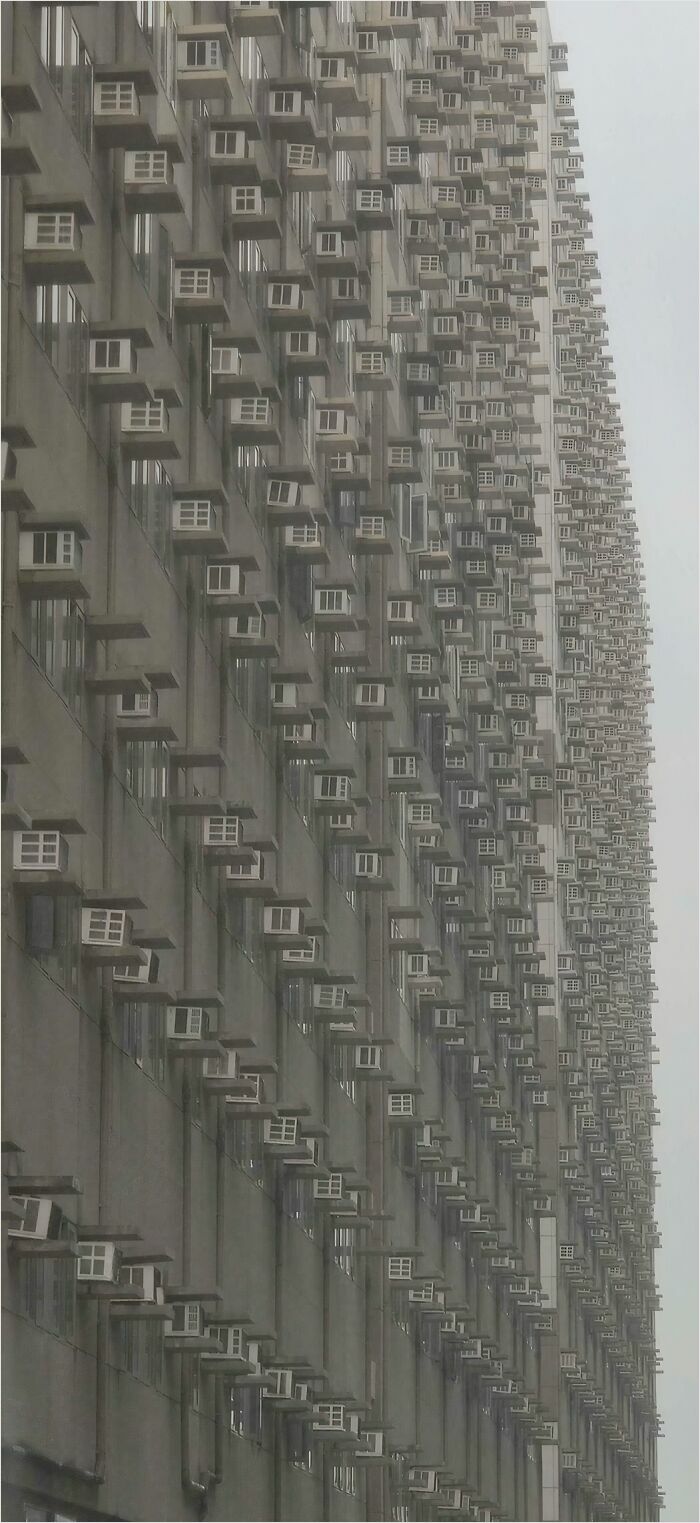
[283,328,329,380]
[93,70,156,149]
[123,148,184,215]
[315,52,367,117]
[17,523,89,599]
[230,2,283,38]
[225,182,281,240]
[355,28,393,73]
[314,222,359,277]
[386,140,422,186]
[266,467,318,527]
[354,181,394,232]
[89,324,153,405]
[176,28,232,100]
[23,199,93,284]
[229,395,281,449]
[173,256,230,324]
[265,272,314,331]
[171,488,228,553]
[267,81,319,142]
[120,395,180,460]
[355,344,393,391]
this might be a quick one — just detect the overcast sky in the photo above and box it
[546,4,699,1520]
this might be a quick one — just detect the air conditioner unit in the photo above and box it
[90,336,135,374]
[286,329,321,361]
[314,1173,345,1201]
[271,681,298,708]
[77,1241,122,1283]
[24,210,79,250]
[355,851,381,879]
[265,1366,294,1399]
[264,904,303,936]
[434,1007,459,1031]
[12,830,68,872]
[206,562,240,597]
[269,87,304,116]
[264,1116,299,1147]
[317,407,353,439]
[19,528,82,571]
[95,79,139,116]
[230,396,272,426]
[267,280,303,312]
[203,815,242,846]
[315,228,342,257]
[207,1323,247,1358]
[167,1006,209,1040]
[81,908,131,946]
[356,1429,385,1459]
[211,128,248,160]
[313,1402,346,1432]
[287,142,316,170]
[313,984,347,1012]
[175,265,213,299]
[122,399,168,433]
[7,1196,63,1241]
[211,344,242,379]
[113,949,159,985]
[388,1092,415,1119]
[282,936,320,963]
[177,37,224,72]
[116,1263,162,1302]
[227,613,265,644]
[408,1468,439,1495]
[117,689,158,718]
[314,587,352,618]
[203,1048,240,1082]
[354,681,387,708]
[388,1256,414,1282]
[314,774,351,805]
[124,149,169,185]
[166,1301,205,1337]
[355,1044,382,1072]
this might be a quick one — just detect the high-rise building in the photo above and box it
[1,3,662,1520]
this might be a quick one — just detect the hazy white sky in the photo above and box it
[547,4,699,1519]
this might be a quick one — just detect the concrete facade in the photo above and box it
[1,3,661,1520]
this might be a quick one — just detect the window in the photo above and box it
[333,1460,357,1495]
[123,739,169,836]
[228,1116,264,1184]
[25,893,79,995]
[230,1384,264,1442]
[28,599,84,714]
[287,1418,314,1471]
[283,1174,315,1238]
[40,7,92,154]
[116,1001,166,1083]
[18,1214,76,1341]
[333,1224,355,1277]
[33,286,88,416]
[129,459,172,565]
[136,1,176,105]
